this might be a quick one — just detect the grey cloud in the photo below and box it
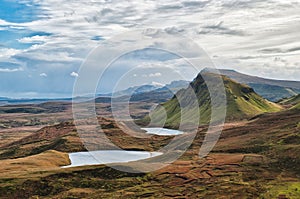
[259,48,284,54]
[182,1,211,8]
[220,0,265,9]
[1,0,300,97]
[287,47,300,53]
[198,21,245,36]
[100,8,114,16]
[260,46,300,54]
[236,56,258,60]
[164,26,185,34]
[156,1,210,13]
[85,6,139,26]
[156,5,183,11]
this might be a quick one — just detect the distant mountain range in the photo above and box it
[95,80,189,103]
[203,68,300,102]
[145,72,282,128]
[99,84,162,97]
[2,69,300,106]
[0,97,72,106]
[0,81,189,105]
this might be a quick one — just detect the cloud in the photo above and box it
[1,0,300,97]
[151,81,165,87]
[39,73,47,77]
[198,21,245,36]
[149,72,162,77]
[0,48,22,59]
[70,71,79,77]
[0,67,23,73]
[181,1,210,8]
[15,50,82,63]
[260,46,300,54]
[18,35,50,43]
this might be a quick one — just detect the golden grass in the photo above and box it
[0,150,70,179]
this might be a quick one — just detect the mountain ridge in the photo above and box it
[202,68,300,102]
[146,72,282,128]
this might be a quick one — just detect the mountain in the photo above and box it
[202,68,300,102]
[127,80,189,103]
[0,97,9,105]
[155,80,189,93]
[96,80,189,103]
[99,84,162,98]
[0,97,9,101]
[146,73,282,128]
[0,97,73,106]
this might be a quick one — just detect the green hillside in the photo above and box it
[146,73,282,128]
[203,68,300,102]
[292,103,300,109]
[280,94,300,109]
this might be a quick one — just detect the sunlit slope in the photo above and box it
[280,94,300,109]
[147,73,282,128]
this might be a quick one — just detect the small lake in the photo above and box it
[63,150,162,168]
[141,128,184,136]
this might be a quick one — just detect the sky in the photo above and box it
[0,0,299,98]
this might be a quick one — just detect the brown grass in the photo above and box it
[0,150,70,179]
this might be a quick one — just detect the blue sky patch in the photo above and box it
[0,27,51,49]
[91,36,104,41]
[0,0,42,23]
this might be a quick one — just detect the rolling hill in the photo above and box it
[146,72,282,128]
[0,102,70,114]
[279,94,300,109]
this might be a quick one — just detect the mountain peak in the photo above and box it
[146,72,282,128]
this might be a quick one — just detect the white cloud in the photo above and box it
[39,73,47,77]
[18,35,50,43]
[18,51,82,62]
[0,19,13,26]
[1,0,300,98]
[70,71,79,77]
[0,67,23,73]
[149,72,162,77]
[151,81,165,87]
[0,48,22,59]
[11,1,299,80]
